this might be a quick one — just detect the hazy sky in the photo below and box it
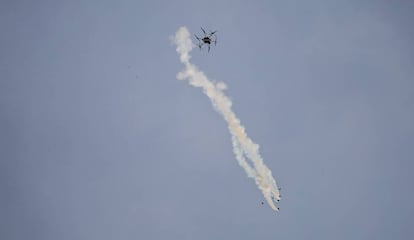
[1,1,413,239]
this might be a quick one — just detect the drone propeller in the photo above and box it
[200,27,206,35]
[194,34,201,41]
[210,30,217,35]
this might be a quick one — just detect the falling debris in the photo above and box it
[172,27,281,211]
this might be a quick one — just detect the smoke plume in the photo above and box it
[172,27,281,211]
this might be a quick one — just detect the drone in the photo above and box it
[194,27,217,52]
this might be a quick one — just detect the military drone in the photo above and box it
[194,27,217,52]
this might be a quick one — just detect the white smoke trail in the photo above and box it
[172,27,281,211]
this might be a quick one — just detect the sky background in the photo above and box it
[1,0,414,239]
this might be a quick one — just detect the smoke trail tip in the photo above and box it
[172,26,193,63]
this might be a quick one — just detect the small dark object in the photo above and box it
[194,27,217,52]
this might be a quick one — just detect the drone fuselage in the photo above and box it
[202,37,211,44]
[194,28,217,52]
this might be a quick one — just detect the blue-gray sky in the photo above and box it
[1,1,413,239]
